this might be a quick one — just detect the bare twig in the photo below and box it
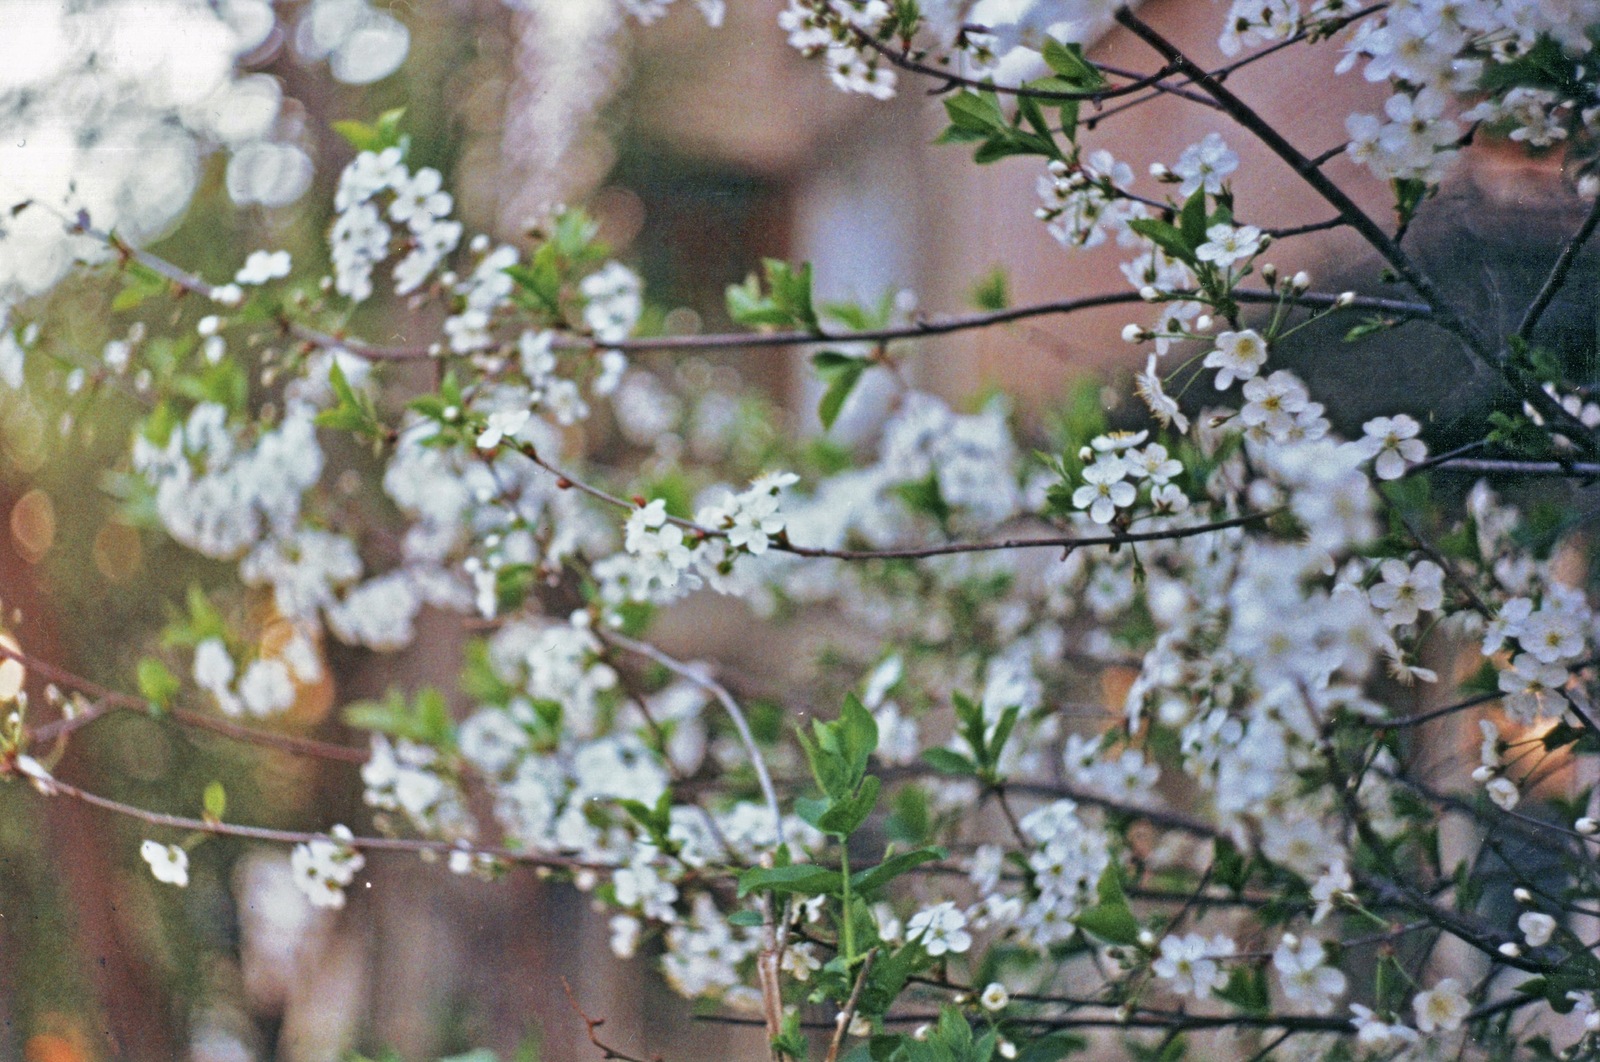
[562,978,664,1062]
[1517,192,1600,340]
[826,947,879,1062]
[18,771,610,872]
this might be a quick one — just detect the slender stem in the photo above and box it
[72,216,1428,359]
[1517,193,1600,340]
[826,948,877,1062]
[5,642,368,764]
[852,31,1190,104]
[523,441,1281,560]
[839,844,855,963]
[24,771,609,872]
[1428,458,1600,477]
[602,632,784,849]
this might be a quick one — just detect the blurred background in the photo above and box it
[1,1,1597,1060]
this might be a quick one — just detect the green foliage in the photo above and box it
[814,350,870,430]
[1214,963,1269,1014]
[895,1007,997,1062]
[202,780,227,822]
[1072,865,1139,946]
[316,360,387,445]
[111,261,169,312]
[136,657,180,710]
[332,107,410,154]
[937,90,1061,164]
[344,687,456,748]
[923,692,1019,785]
[504,209,609,324]
[160,584,229,649]
[970,267,1009,311]
[727,259,821,333]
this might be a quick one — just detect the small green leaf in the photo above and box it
[1073,864,1139,945]
[137,657,180,711]
[1178,187,1208,251]
[850,846,947,895]
[922,747,977,776]
[202,780,227,822]
[970,267,1009,311]
[818,774,881,837]
[1041,38,1106,89]
[1128,217,1196,266]
[737,862,842,898]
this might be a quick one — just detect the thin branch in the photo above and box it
[826,948,878,1062]
[1427,458,1600,477]
[562,978,664,1062]
[598,630,790,1055]
[1517,192,1600,340]
[75,215,1434,360]
[852,33,1192,104]
[1110,7,1599,454]
[23,771,610,872]
[4,642,370,764]
[1263,215,1347,239]
[521,441,1281,561]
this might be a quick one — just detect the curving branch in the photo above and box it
[73,215,1429,362]
[1110,7,1600,456]
[516,441,1279,561]
[18,771,609,872]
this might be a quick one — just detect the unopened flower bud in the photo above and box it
[1078,446,1093,461]
[1336,291,1356,307]
[1498,941,1522,957]
[1137,928,1156,948]
[1140,285,1160,302]
[1576,816,1598,835]
[1149,162,1173,181]
[1291,271,1311,292]
[1514,888,1532,903]
[1122,323,1147,343]
[1195,315,1213,332]
[1580,173,1600,199]
[1261,263,1277,286]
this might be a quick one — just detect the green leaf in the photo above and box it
[202,780,227,822]
[1344,317,1397,342]
[1215,963,1269,1014]
[112,261,169,312]
[1041,39,1106,89]
[1015,1032,1090,1062]
[331,108,408,154]
[970,267,1009,311]
[818,775,881,837]
[922,747,977,776]
[1127,217,1196,266]
[737,862,842,898]
[942,92,1008,136]
[850,846,947,895]
[137,657,180,710]
[1178,187,1208,251]
[1073,864,1139,945]
[813,351,868,431]
[315,360,386,442]
[343,687,455,748]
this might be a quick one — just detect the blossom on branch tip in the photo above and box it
[141,840,189,887]
[1412,979,1470,1034]
[1072,456,1135,525]
[1350,414,1426,480]
[1203,329,1268,390]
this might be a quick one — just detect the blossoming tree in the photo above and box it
[6,0,1600,1059]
